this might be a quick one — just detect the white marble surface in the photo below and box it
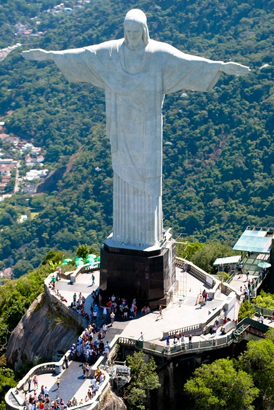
[22,9,250,248]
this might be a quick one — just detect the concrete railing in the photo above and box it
[67,264,99,284]
[162,298,229,339]
[163,323,202,339]
[44,273,88,328]
[5,360,64,410]
[119,333,235,358]
[175,257,216,287]
[254,305,273,318]
[175,257,219,299]
[176,257,243,302]
[5,358,110,410]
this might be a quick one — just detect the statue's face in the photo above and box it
[124,21,143,49]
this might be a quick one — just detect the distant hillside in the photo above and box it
[0,0,273,272]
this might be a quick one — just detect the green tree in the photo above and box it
[254,290,274,310]
[191,242,237,274]
[238,301,256,322]
[0,212,13,227]
[42,250,64,266]
[176,241,204,260]
[12,260,34,279]
[240,339,274,408]
[216,271,231,283]
[30,194,48,211]
[0,359,16,410]
[184,358,259,410]
[123,352,160,410]
[75,244,90,260]
[265,328,274,343]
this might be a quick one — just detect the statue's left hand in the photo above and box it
[221,62,251,76]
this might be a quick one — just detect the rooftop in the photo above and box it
[233,227,274,254]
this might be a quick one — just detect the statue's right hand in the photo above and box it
[22,49,52,61]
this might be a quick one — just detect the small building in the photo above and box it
[213,255,241,273]
[24,169,48,181]
[0,158,16,164]
[233,226,274,292]
[18,215,28,223]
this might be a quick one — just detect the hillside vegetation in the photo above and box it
[0,0,273,272]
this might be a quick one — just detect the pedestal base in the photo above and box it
[100,236,176,309]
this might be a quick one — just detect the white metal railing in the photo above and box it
[5,361,110,410]
[119,332,235,357]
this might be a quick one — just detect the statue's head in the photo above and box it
[124,9,150,49]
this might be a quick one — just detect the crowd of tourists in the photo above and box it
[69,322,110,364]
[70,292,89,320]
[21,367,106,410]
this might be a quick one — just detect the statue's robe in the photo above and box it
[52,39,221,247]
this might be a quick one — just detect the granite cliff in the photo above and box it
[5,293,79,370]
[5,292,127,409]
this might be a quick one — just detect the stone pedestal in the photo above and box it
[100,232,176,309]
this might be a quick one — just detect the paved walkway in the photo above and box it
[54,268,229,340]
[25,265,272,405]
[55,271,100,313]
[26,362,96,404]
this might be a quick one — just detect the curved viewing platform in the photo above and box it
[5,256,272,410]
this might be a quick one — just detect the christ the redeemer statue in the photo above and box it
[23,9,250,249]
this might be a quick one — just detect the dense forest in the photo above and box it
[0,0,273,274]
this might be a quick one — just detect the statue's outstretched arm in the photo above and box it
[22,49,53,62]
[220,62,250,76]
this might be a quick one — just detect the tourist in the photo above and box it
[99,373,105,383]
[99,340,105,354]
[28,377,32,392]
[198,292,204,308]
[92,384,99,395]
[102,307,107,320]
[123,305,129,319]
[102,323,107,337]
[82,363,86,377]
[110,311,115,324]
[156,305,163,320]
[85,363,90,379]
[33,376,38,390]
[63,356,68,369]
[141,305,147,314]
[51,275,56,289]
[188,334,192,347]
[103,344,110,358]
[129,305,135,319]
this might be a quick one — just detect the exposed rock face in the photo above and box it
[6,293,78,370]
[100,390,127,410]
